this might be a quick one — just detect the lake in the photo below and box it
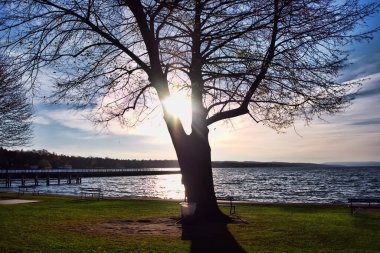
[2,167,380,203]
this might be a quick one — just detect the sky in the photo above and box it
[23,7,380,164]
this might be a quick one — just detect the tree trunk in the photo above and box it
[156,73,228,222]
[182,134,226,221]
[166,116,230,222]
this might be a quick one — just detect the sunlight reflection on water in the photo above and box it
[85,174,185,200]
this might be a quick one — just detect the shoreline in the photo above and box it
[0,190,350,207]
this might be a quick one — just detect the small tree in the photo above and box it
[0,58,33,148]
[0,0,378,221]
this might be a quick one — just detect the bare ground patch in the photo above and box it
[67,216,248,239]
[69,217,182,237]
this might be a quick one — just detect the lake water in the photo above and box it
[2,167,380,204]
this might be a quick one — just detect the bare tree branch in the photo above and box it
[0,57,33,147]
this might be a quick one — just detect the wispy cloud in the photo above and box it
[356,85,380,98]
[340,50,380,82]
[32,115,51,125]
[349,118,380,126]
[31,98,177,159]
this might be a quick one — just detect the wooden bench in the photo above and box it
[80,187,103,200]
[217,196,236,215]
[348,198,380,214]
[18,185,39,196]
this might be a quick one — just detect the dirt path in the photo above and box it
[0,199,40,205]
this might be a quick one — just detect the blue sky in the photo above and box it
[26,8,380,163]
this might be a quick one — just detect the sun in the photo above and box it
[162,92,192,129]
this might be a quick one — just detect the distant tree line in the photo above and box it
[0,148,326,170]
[0,148,179,169]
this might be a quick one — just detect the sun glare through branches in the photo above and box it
[162,92,192,132]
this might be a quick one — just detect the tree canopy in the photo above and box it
[1,0,378,131]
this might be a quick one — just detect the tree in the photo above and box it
[38,159,52,169]
[0,57,33,148]
[0,0,378,221]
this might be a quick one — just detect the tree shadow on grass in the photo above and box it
[181,220,247,253]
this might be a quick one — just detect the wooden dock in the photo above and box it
[0,168,180,188]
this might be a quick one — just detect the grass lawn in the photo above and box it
[0,192,379,253]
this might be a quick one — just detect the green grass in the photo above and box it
[1,193,379,253]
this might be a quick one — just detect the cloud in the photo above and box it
[349,118,380,126]
[340,49,380,82]
[38,108,97,133]
[30,96,179,159]
[356,85,380,98]
[338,13,380,82]
[32,119,176,159]
[32,115,51,125]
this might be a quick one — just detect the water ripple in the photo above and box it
[2,167,380,203]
